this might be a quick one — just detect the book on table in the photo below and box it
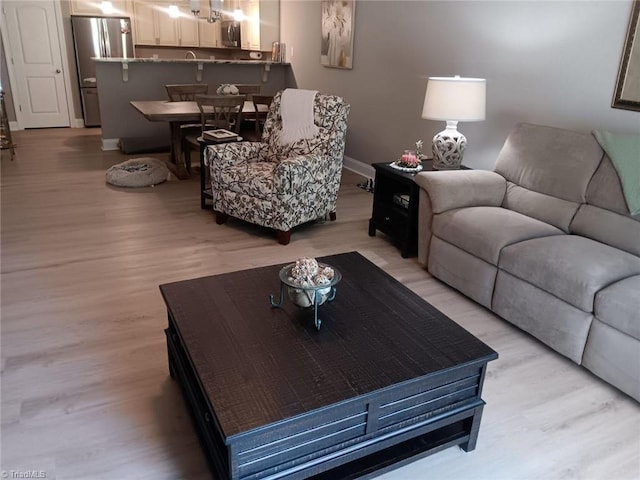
[202,129,241,142]
[392,193,410,209]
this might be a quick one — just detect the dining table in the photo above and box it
[130,99,258,179]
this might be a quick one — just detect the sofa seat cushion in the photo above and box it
[218,162,276,200]
[500,235,640,312]
[594,275,640,341]
[432,206,563,265]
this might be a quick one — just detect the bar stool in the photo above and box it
[0,90,16,160]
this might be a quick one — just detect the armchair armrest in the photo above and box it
[204,141,268,169]
[414,170,507,213]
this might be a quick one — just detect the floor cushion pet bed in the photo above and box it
[106,157,169,187]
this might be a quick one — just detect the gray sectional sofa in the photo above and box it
[415,123,640,401]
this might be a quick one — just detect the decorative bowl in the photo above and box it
[278,262,342,308]
[390,161,423,172]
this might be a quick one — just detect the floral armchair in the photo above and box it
[204,91,350,244]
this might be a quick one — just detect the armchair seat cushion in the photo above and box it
[433,206,563,265]
[499,236,640,312]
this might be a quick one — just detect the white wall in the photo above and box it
[281,0,639,170]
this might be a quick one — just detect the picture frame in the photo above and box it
[321,0,356,69]
[612,0,640,111]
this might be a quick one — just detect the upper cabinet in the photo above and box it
[127,0,278,50]
[259,0,279,51]
[239,0,259,51]
[195,0,279,51]
[198,2,222,48]
[176,2,199,46]
[133,0,198,47]
[242,0,279,52]
[70,0,133,17]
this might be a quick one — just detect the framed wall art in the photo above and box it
[321,0,356,69]
[613,0,640,111]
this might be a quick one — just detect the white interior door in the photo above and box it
[2,0,70,128]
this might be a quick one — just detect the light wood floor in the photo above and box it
[1,128,638,480]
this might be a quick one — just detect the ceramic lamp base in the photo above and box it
[432,121,467,170]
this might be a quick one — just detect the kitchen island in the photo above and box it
[95,58,293,153]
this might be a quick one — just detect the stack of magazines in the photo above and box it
[392,193,410,209]
[202,129,242,142]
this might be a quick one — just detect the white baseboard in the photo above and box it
[343,155,375,179]
[102,138,120,151]
[7,119,84,130]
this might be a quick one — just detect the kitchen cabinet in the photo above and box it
[176,3,199,46]
[133,1,174,45]
[258,0,279,51]
[156,4,179,45]
[130,0,276,50]
[133,0,198,47]
[198,3,222,47]
[240,0,260,50]
[239,0,278,51]
[133,2,157,45]
[70,0,132,17]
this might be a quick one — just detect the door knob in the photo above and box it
[55,69,61,74]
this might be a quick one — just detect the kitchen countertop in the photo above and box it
[93,57,289,65]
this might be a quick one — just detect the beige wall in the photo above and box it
[280,0,639,170]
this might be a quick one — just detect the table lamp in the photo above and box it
[421,76,486,170]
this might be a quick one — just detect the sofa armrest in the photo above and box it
[204,141,268,169]
[414,170,507,213]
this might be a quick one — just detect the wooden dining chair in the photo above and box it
[165,83,209,101]
[226,84,261,97]
[165,84,210,165]
[252,94,274,138]
[218,84,262,138]
[182,94,246,188]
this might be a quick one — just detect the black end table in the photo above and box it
[368,161,470,257]
[199,135,242,209]
[368,161,433,258]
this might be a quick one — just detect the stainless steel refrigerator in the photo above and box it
[71,16,134,127]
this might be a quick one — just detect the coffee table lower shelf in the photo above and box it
[166,322,488,480]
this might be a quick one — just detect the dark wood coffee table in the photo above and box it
[160,252,497,480]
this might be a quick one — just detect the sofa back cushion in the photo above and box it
[571,205,640,257]
[502,182,580,232]
[585,154,637,217]
[570,154,640,256]
[494,123,604,231]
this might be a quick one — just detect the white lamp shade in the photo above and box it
[422,76,486,122]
